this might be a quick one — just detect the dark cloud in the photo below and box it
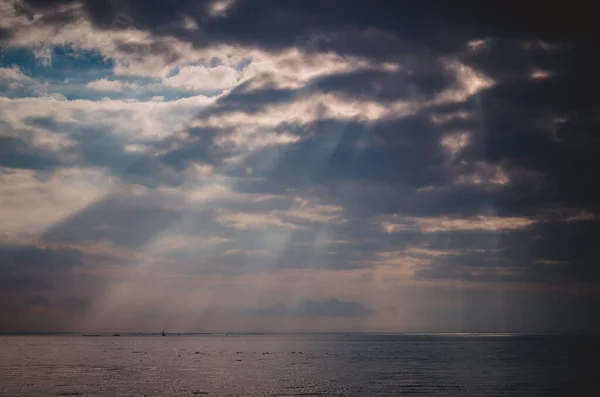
[0,136,63,171]
[0,242,101,270]
[0,243,106,294]
[311,66,456,103]
[0,274,54,291]
[158,126,224,170]
[58,296,89,309]
[13,1,595,63]
[209,83,298,116]
[223,116,444,191]
[25,295,50,306]
[397,215,600,286]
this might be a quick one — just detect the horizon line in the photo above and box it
[1,331,598,336]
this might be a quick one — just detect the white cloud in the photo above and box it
[436,59,495,103]
[430,111,471,125]
[215,126,301,152]
[455,162,510,186]
[86,78,141,92]
[163,65,241,91]
[216,210,307,231]
[150,234,232,254]
[0,65,39,92]
[0,65,34,82]
[209,0,237,17]
[123,143,148,153]
[213,195,345,230]
[193,92,417,133]
[377,214,533,233]
[0,94,215,147]
[530,69,553,80]
[466,38,491,51]
[182,16,199,31]
[566,210,596,222]
[441,131,470,158]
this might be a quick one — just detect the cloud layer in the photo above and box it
[0,0,599,333]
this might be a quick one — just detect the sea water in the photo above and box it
[0,334,596,396]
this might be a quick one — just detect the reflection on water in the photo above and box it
[0,334,596,396]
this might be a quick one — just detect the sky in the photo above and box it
[0,0,598,333]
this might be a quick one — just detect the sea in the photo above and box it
[0,333,597,396]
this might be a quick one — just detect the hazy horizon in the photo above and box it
[0,330,600,336]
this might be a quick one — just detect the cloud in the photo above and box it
[0,65,37,88]
[86,78,141,91]
[208,0,237,18]
[25,295,50,306]
[215,210,307,231]
[530,69,553,80]
[58,296,89,308]
[214,199,344,231]
[377,214,533,234]
[0,242,107,299]
[454,162,511,186]
[163,65,241,91]
[0,242,100,270]
[0,0,599,333]
[0,94,214,143]
[253,298,372,317]
[0,136,64,170]
[0,274,54,291]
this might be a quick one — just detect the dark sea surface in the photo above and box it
[0,334,597,396]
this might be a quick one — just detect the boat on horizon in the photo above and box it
[161,330,166,337]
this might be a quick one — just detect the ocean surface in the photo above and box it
[0,334,597,396]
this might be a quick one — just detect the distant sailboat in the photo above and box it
[161,329,166,337]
